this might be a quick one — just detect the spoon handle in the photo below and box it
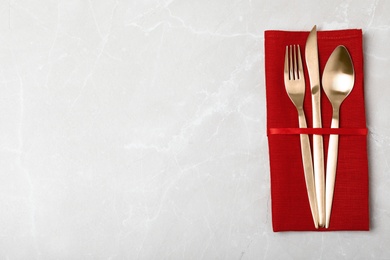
[325,110,340,228]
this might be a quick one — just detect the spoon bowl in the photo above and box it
[322,45,355,228]
[322,46,355,109]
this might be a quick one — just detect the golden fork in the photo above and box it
[284,45,319,228]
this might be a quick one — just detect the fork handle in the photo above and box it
[298,109,319,228]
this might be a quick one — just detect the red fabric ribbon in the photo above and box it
[267,127,368,135]
[265,29,369,232]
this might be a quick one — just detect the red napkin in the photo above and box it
[264,29,369,231]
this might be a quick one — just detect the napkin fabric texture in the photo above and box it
[264,29,369,231]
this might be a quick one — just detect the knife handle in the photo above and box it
[298,109,319,229]
[311,89,325,227]
[313,134,325,227]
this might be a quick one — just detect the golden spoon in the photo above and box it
[322,45,355,228]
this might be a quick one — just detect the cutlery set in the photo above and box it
[284,25,355,228]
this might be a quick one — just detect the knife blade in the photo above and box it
[305,25,325,227]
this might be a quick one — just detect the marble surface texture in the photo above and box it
[0,0,389,259]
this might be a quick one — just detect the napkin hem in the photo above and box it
[264,29,363,40]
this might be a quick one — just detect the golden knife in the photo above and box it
[305,25,325,227]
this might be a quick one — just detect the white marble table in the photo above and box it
[0,0,389,259]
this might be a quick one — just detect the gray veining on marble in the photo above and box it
[0,0,389,259]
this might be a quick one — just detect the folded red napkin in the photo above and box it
[264,29,369,231]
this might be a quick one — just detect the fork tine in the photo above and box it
[289,45,293,80]
[297,45,303,80]
[284,46,289,79]
[293,45,298,80]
